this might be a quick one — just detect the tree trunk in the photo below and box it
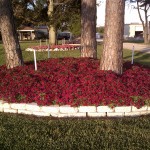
[48,26,56,45]
[144,6,149,44]
[149,21,150,43]
[100,0,125,74]
[144,25,149,44]
[0,0,23,69]
[47,0,56,45]
[137,1,149,44]
[81,0,97,58]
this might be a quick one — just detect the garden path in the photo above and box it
[123,43,150,54]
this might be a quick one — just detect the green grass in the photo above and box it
[123,49,150,67]
[0,41,150,67]
[0,41,81,65]
[0,112,150,150]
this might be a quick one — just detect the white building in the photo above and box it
[17,26,35,40]
[17,26,48,40]
[124,23,143,38]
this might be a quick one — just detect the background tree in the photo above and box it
[12,0,40,27]
[136,0,150,43]
[96,26,104,38]
[81,0,97,58]
[47,0,56,44]
[0,0,23,69]
[48,0,81,43]
[96,26,105,34]
[100,0,125,74]
[12,0,81,42]
[54,0,81,37]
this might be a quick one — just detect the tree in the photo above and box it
[57,0,81,37]
[12,0,35,28]
[100,0,125,74]
[0,0,24,69]
[136,0,150,43]
[96,26,105,34]
[12,0,81,43]
[47,0,81,44]
[81,0,97,58]
[47,0,56,44]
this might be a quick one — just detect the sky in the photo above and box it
[96,0,150,27]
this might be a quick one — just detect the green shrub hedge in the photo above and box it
[0,113,150,150]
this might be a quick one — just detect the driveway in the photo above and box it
[123,43,150,54]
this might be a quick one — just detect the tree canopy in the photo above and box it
[138,0,150,6]
[12,0,81,36]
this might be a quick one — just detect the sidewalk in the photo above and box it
[123,43,150,54]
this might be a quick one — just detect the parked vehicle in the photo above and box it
[96,32,103,43]
[57,32,72,40]
[96,32,101,39]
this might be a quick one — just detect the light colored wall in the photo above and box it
[124,24,143,38]
[129,24,143,37]
[129,25,136,37]
[31,32,35,40]
[124,24,130,38]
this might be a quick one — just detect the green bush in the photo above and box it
[0,113,150,150]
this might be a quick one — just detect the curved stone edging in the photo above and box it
[0,100,150,117]
[25,46,80,52]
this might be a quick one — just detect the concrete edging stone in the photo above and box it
[0,100,150,118]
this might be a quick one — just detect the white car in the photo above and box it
[96,33,103,43]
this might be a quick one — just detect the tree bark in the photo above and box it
[81,0,97,58]
[144,5,149,44]
[0,0,23,69]
[137,1,149,44]
[100,0,125,74]
[47,0,56,45]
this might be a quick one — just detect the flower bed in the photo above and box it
[0,58,149,108]
[25,44,81,52]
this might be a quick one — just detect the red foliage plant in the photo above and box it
[0,58,149,108]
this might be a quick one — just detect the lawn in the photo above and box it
[0,41,81,65]
[0,112,150,150]
[0,40,150,67]
[0,41,150,149]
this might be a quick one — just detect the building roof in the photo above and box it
[130,23,142,25]
[18,26,35,31]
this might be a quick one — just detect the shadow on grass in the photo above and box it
[124,51,150,67]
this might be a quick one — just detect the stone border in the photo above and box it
[0,100,150,117]
[25,47,80,52]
